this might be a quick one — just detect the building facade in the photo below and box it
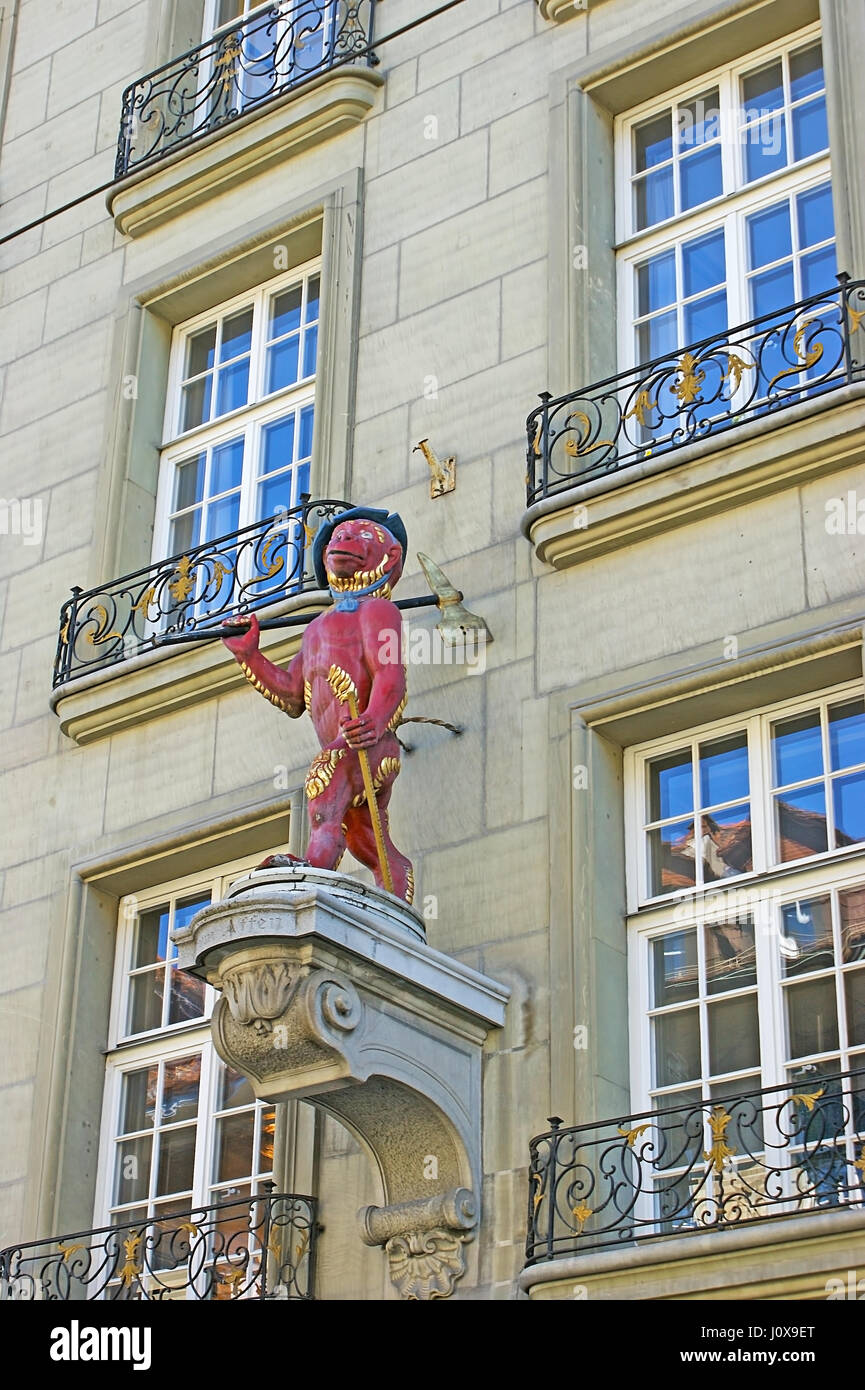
[0,0,864,1301]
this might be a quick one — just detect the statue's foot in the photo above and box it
[257,852,310,870]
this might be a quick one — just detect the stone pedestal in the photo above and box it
[173,866,509,1300]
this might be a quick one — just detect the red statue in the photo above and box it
[222,508,414,904]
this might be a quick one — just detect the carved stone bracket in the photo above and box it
[173,866,509,1300]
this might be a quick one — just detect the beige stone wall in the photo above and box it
[1,0,864,1299]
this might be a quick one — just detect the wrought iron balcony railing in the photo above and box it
[52,497,350,688]
[0,1189,317,1301]
[526,1068,865,1265]
[115,0,377,178]
[526,274,865,507]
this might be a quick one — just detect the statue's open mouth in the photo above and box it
[329,548,364,562]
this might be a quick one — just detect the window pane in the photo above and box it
[649,820,697,896]
[677,89,720,150]
[840,886,865,964]
[114,1136,151,1205]
[682,229,725,298]
[699,732,749,807]
[182,376,213,431]
[220,307,253,362]
[654,1007,701,1087]
[174,894,211,935]
[302,323,318,377]
[781,895,833,977]
[185,325,216,378]
[298,404,314,458]
[750,263,795,318]
[216,359,250,415]
[790,43,824,101]
[156,1125,196,1196]
[684,289,727,345]
[635,167,674,231]
[652,930,698,1007]
[638,310,678,364]
[701,804,751,881]
[271,285,302,338]
[170,509,201,556]
[801,246,836,298]
[708,993,759,1074]
[744,116,787,182]
[828,700,865,771]
[747,202,792,270]
[792,96,828,162]
[772,708,823,786]
[786,975,839,1057]
[215,1111,255,1182]
[635,111,673,171]
[127,968,164,1035]
[258,1108,276,1173]
[637,251,676,316]
[844,968,865,1048]
[305,276,320,322]
[168,969,206,1026]
[261,415,295,475]
[133,906,170,968]
[775,784,828,862]
[217,1065,255,1111]
[161,1055,201,1125]
[833,772,865,847]
[649,749,693,821]
[216,0,244,27]
[267,336,300,393]
[797,183,834,250]
[121,1067,158,1134]
[680,146,722,212]
[205,493,241,543]
[258,474,293,520]
[174,456,205,513]
[705,917,757,994]
[742,59,784,117]
[211,437,244,495]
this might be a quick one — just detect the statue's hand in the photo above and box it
[340,711,383,750]
[221,613,260,659]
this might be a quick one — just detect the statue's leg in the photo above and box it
[304,757,359,871]
[344,774,414,903]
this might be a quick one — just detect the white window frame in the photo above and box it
[94,854,280,1234]
[626,679,865,1115]
[200,0,333,107]
[614,21,833,373]
[153,259,321,566]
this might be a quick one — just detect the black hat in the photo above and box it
[312,507,408,589]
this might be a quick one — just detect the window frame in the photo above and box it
[614,20,833,374]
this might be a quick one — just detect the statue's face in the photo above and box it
[325,519,402,585]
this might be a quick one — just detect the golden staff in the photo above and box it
[326,664,394,895]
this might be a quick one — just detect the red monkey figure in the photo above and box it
[222,508,414,904]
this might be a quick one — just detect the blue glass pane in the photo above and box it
[700,733,749,807]
[298,404,314,458]
[267,336,299,392]
[638,310,677,365]
[829,700,865,771]
[742,60,784,117]
[271,286,302,339]
[305,275,320,323]
[216,359,250,415]
[792,96,828,162]
[174,895,210,935]
[220,308,253,362]
[295,458,310,504]
[205,492,240,542]
[258,473,293,521]
[682,229,725,297]
[680,146,722,212]
[745,116,788,182]
[637,251,676,316]
[635,111,673,171]
[185,325,216,377]
[635,166,674,230]
[174,453,205,511]
[211,437,244,496]
[677,89,720,150]
[790,43,824,102]
[685,289,727,345]
[292,14,324,72]
[774,783,828,861]
[182,375,212,431]
[834,772,865,846]
[797,183,834,249]
[773,709,823,786]
[650,820,697,897]
[747,202,792,270]
[781,896,834,977]
[751,262,795,319]
[653,931,698,1006]
[801,245,837,298]
[302,323,318,378]
[650,749,693,821]
[261,415,295,475]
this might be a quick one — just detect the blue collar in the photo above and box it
[329,572,391,612]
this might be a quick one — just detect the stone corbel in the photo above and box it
[173,866,509,1300]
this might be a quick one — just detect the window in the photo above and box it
[627,684,865,1119]
[202,0,331,116]
[96,859,279,1240]
[154,263,320,564]
[616,24,835,371]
